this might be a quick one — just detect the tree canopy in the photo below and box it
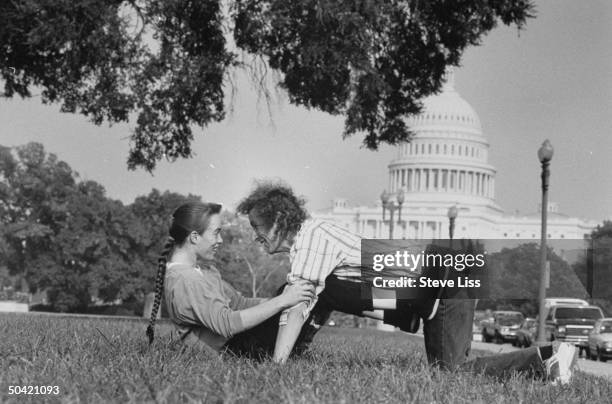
[572,221,612,313]
[1,0,534,171]
[478,242,588,316]
[0,142,144,310]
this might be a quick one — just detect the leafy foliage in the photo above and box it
[572,221,612,314]
[0,143,75,299]
[1,0,534,170]
[1,0,234,171]
[233,0,534,149]
[0,142,154,310]
[480,243,588,316]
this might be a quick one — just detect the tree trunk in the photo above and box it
[239,254,257,298]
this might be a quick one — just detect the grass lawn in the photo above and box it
[1,313,611,403]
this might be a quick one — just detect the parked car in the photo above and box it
[544,298,589,308]
[546,305,604,355]
[587,318,612,362]
[540,298,589,334]
[482,311,524,343]
[513,317,537,348]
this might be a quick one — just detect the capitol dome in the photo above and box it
[407,69,482,136]
[387,68,498,209]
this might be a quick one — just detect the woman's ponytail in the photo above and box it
[146,236,175,344]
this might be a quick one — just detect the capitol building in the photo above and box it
[315,69,596,241]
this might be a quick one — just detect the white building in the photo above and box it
[315,70,597,241]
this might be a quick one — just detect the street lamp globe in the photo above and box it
[447,205,458,219]
[380,190,390,205]
[537,139,554,163]
[397,189,405,205]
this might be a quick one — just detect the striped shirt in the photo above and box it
[280,218,441,323]
[280,218,363,323]
[287,218,362,290]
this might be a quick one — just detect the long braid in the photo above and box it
[146,237,175,344]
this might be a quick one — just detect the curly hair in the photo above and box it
[236,180,308,235]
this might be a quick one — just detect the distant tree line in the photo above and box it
[478,223,612,317]
[0,142,287,313]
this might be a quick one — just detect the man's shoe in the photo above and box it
[544,342,578,385]
[383,307,421,333]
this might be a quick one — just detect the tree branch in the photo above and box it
[124,0,147,37]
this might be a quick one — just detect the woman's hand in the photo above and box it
[236,281,315,333]
[279,280,316,309]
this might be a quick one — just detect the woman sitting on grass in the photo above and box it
[145,202,315,356]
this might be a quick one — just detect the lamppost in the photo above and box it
[536,139,554,345]
[447,205,458,242]
[380,189,405,239]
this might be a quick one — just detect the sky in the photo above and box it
[1,0,611,222]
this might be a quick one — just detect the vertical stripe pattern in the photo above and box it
[288,218,362,294]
